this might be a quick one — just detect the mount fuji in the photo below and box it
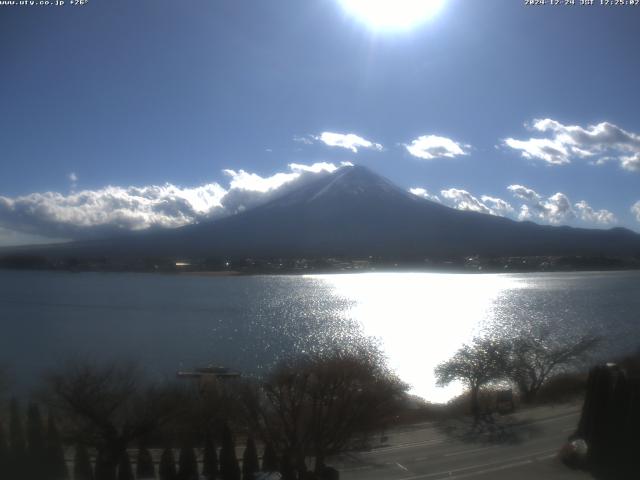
[4,165,640,261]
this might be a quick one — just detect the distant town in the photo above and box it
[1,253,639,274]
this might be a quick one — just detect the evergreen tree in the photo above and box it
[202,435,218,480]
[136,445,156,479]
[178,444,198,480]
[279,452,295,480]
[242,437,259,480]
[219,424,240,480]
[159,448,177,480]
[95,449,117,480]
[261,444,278,473]
[46,412,69,480]
[9,398,26,480]
[0,420,8,474]
[26,403,47,479]
[117,450,134,480]
[74,443,94,480]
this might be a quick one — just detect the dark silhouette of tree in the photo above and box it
[117,451,134,480]
[159,448,177,480]
[506,331,599,403]
[95,449,116,480]
[74,443,94,480]
[279,451,295,480]
[45,360,185,480]
[0,420,9,475]
[0,365,9,401]
[435,337,508,420]
[136,444,155,479]
[242,437,259,480]
[219,424,240,480]
[261,443,278,473]
[95,449,115,480]
[26,403,47,479]
[46,412,69,480]
[242,349,407,475]
[9,398,26,480]
[202,435,218,480]
[177,444,198,480]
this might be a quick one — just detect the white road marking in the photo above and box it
[444,445,495,457]
[360,438,446,455]
[398,448,557,480]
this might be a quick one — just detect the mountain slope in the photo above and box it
[6,165,640,260]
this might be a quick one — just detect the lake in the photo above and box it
[0,270,639,402]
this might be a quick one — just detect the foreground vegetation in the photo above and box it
[435,326,598,420]
[0,349,407,480]
[0,321,613,479]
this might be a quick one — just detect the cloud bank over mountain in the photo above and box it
[410,182,617,227]
[0,158,631,246]
[0,162,347,241]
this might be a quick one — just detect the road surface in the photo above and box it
[335,402,590,480]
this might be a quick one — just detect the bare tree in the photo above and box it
[43,360,186,480]
[242,348,408,475]
[435,337,508,420]
[506,329,599,403]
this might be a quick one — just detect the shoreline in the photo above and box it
[1,265,640,277]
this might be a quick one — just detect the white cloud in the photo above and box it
[0,162,345,241]
[621,153,640,172]
[504,137,570,165]
[293,135,314,145]
[68,172,78,183]
[405,135,470,160]
[440,188,493,215]
[504,118,640,171]
[507,184,542,203]
[544,192,576,225]
[632,201,640,223]
[410,182,617,228]
[507,184,616,226]
[510,187,574,225]
[314,132,383,152]
[574,201,617,226]
[409,187,440,203]
[480,195,515,216]
[517,204,533,222]
[437,189,514,217]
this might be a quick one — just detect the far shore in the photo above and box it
[1,264,640,277]
[178,270,243,277]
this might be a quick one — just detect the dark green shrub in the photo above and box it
[74,443,94,480]
[202,435,218,480]
[242,437,259,480]
[136,445,155,479]
[117,451,134,480]
[159,448,177,480]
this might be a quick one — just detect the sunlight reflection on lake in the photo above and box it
[309,273,523,402]
[1,270,639,403]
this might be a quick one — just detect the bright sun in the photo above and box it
[339,0,446,31]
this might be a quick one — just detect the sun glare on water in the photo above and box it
[308,272,519,403]
[338,0,446,31]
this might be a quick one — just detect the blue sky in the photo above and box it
[1,0,639,245]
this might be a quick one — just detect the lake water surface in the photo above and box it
[0,270,639,402]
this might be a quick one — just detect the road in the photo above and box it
[335,402,591,480]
